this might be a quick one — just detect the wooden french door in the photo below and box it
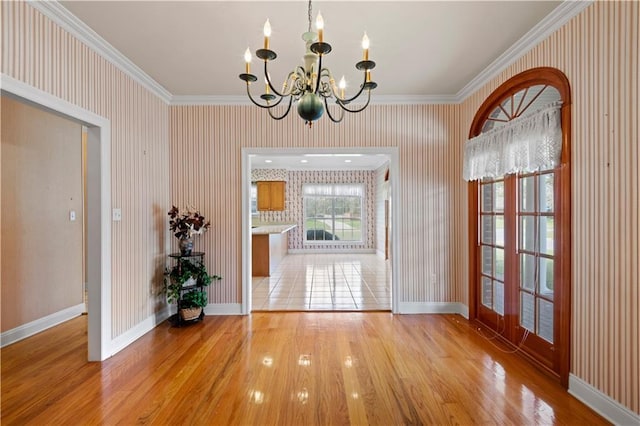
[468,68,572,387]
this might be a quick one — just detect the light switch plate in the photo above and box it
[112,208,122,221]
[70,210,76,221]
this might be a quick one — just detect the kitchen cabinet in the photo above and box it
[257,181,285,211]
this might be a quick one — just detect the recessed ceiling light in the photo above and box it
[300,159,308,163]
[265,160,273,163]
[344,159,352,163]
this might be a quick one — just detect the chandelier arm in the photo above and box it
[244,83,285,109]
[335,89,372,113]
[263,61,289,98]
[338,72,369,104]
[313,53,324,95]
[324,96,345,123]
[266,96,294,120]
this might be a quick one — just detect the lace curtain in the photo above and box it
[463,102,563,181]
[302,183,364,197]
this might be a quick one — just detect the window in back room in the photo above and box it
[303,183,364,243]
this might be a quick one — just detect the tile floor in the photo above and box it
[252,253,392,311]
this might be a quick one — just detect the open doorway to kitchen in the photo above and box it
[241,147,399,313]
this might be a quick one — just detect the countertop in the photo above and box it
[251,223,297,235]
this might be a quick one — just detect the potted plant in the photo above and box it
[168,205,210,255]
[164,258,222,322]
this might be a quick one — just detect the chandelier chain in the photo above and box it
[307,0,312,33]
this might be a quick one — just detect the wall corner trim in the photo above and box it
[398,302,468,316]
[26,0,172,104]
[568,374,640,425]
[109,307,172,357]
[0,304,85,348]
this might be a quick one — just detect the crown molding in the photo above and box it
[170,95,249,106]
[372,94,458,105]
[27,0,172,104]
[455,0,593,101]
[169,94,458,106]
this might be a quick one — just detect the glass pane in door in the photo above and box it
[493,281,505,315]
[539,173,554,212]
[520,292,535,332]
[494,248,505,281]
[481,183,493,212]
[481,216,494,244]
[539,257,554,297]
[482,246,493,275]
[495,216,505,246]
[520,253,536,291]
[520,176,535,212]
[482,277,493,308]
[539,216,554,255]
[520,216,536,251]
[537,299,554,343]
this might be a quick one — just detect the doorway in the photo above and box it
[1,76,112,361]
[241,147,400,314]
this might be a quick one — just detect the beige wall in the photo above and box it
[459,1,639,414]
[1,1,171,338]
[1,96,83,331]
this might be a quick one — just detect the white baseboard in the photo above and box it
[398,302,468,317]
[108,306,171,357]
[204,303,243,315]
[1,303,86,347]
[569,374,640,425]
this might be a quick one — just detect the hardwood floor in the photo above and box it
[1,313,607,425]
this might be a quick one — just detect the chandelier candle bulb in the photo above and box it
[316,12,324,42]
[263,19,271,49]
[339,76,346,98]
[244,48,252,74]
[362,32,370,60]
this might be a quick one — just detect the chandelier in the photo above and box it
[238,0,377,127]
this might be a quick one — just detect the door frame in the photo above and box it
[241,147,400,314]
[467,67,572,386]
[2,74,112,361]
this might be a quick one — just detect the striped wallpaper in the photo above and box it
[1,0,171,338]
[169,104,463,304]
[460,0,639,415]
[2,0,637,416]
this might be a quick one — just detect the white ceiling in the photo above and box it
[60,0,561,99]
[250,152,390,170]
[56,0,564,170]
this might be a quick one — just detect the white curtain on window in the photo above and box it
[463,102,563,181]
[303,184,364,197]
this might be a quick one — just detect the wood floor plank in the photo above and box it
[1,313,609,425]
